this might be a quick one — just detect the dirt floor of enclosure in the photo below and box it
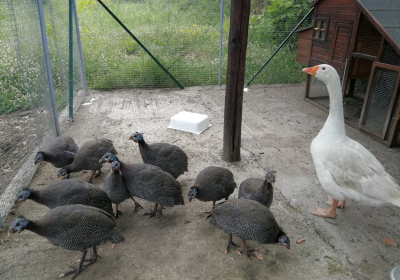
[1,84,400,280]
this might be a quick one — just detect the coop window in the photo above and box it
[313,18,329,42]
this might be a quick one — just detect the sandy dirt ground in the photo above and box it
[1,84,400,280]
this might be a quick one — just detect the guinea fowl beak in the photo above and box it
[99,158,105,163]
[278,242,290,250]
[302,65,319,76]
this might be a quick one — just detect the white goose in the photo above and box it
[302,64,400,218]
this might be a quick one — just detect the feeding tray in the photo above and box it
[168,111,211,134]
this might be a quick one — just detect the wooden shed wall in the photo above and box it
[296,29,313,65]
[308,0,358,77]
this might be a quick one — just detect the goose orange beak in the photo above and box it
[302,65,319,76]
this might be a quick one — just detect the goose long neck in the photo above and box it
[320,77,346,138]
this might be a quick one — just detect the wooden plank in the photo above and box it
[312,45,331,56]
[222,0,250,162]
[298,38,312,46]
[317,4,357,14]
[317,0,355,5]
[297,45,311,54]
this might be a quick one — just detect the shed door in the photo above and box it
[359,62,400,140]
[330,23,353,74]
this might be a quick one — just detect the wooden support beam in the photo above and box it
[222,0,251,162]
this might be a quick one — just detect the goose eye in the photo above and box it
[322,67,326,70]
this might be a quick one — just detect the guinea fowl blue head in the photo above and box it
[99,152,118,163]
[129,132,144,143]
[187,186,198,202]
[34,152,44,165]
[57,168,69,180]
[278,232,290,249]
[9,216,29,234]
[110,160,121,172]
[14,189,31,204]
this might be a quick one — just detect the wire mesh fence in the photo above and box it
[0,0,86,220]
[77,0,314,89]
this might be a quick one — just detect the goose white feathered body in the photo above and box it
[307,64,400,209]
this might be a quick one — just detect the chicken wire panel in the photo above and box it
[43,0,86,113]
[0,0,86,221]
[76,0,314,89]
[361,67,399,136]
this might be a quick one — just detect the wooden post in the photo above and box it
[222,0,251,162]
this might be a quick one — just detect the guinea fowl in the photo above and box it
[14,178,113,216]
[9,204,124,280]
[34,136,78,168]
[100,152,184,218]
[238,172,275,208]
[303,64,400,218]
[208,198,290,260]
[187,166,237,216]
[57,139,117,183]
[103,160,143,218]
[129,132,188,179]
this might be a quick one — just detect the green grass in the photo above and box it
[1,0,308,113]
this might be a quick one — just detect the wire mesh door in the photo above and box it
[359,62,400,142]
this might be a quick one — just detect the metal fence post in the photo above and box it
[218,0,224,86]
[37,0,61,136]
[73,0,88,90]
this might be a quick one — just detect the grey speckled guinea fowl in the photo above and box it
[129,132,188,179]
[14,178,113,216]
[103,160,143,218]
[57,139,117,182]
[100,152,184,218]
[34,136,78,168]
[238,173,275,208]
[209,198,290,260]
[187,166,237,215]
[8,204,124,280]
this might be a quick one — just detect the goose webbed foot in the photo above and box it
[311,207,338,218]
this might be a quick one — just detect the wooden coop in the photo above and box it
[296,0,400,147]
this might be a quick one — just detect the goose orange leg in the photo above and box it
[326,196,346,208]
[312,198,338,218]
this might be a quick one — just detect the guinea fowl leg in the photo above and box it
[225,234,241,255]
[312,198,339,218]
[204,201,216,219]
[130,197,144,213]
[144,203,161,218]
[88,170,102,183]
[242,240,263,260]
[115,204,122,218]
[59,248,99,279]
[326,196,346,208]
